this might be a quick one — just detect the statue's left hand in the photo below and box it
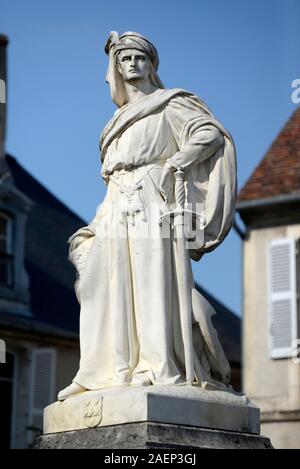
[159,164,176,204]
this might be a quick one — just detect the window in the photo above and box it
[267,238,298,359]
[28,349,56,445]
[0,212,13,288]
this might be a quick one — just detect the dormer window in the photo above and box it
[0,212,14,288]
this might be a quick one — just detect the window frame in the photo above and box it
[267,238,298,359]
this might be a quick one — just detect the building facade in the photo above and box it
[238,108,300,449]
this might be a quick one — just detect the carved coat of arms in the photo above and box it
[83,397,103,428]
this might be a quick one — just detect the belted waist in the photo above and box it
[105,160,166,225]
[105,160,166,181]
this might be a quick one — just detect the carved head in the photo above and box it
[104,31,164,107]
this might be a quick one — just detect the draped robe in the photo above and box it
[70,88,237,389]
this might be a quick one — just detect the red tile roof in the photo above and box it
[238,107,300,202]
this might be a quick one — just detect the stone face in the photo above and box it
[44,385,260,436]
[35,422,273,450]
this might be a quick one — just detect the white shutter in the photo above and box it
[268,239,298,359]
[28,349,56,440]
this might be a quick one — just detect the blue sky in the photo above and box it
[1,0,299,315]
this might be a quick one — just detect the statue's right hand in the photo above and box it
[68,227,96,263]
[70,235,87,252]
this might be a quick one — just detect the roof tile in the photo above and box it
[239,107,300,202]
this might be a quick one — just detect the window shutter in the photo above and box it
[28,349,56,441]
[268,239,298,359]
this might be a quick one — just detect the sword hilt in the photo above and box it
[174,168,185,210]
[159,167,206,232]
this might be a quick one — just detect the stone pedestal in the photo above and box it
[36,386,273,449]
[35,422,272,449]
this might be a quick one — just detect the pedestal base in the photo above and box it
[37,385,272,449]
[43,385,259,434]
[35,422,273,449]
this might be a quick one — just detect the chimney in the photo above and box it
[0,34,8,159]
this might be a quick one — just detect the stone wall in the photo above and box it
[243,223,300,448]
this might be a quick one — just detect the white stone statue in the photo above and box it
[58,31,237,401]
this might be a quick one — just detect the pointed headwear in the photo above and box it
[104,31,164,107]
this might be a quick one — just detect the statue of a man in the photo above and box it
[58,31,237,401]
